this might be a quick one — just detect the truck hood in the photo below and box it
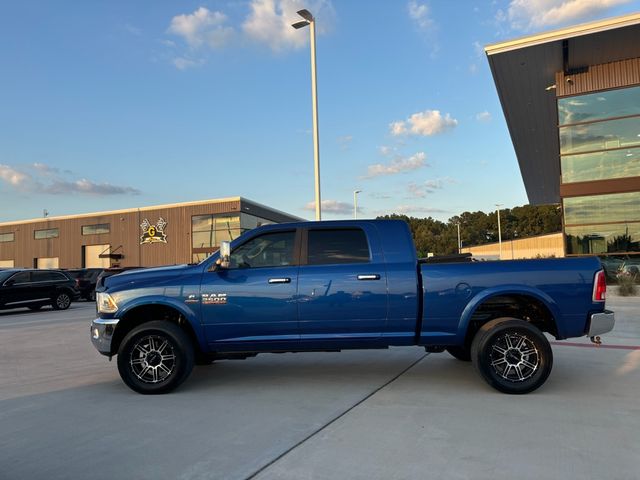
[104,264,200,290]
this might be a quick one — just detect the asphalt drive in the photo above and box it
[0,297,639,480]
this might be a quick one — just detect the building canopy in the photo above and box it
[485,13,640,204]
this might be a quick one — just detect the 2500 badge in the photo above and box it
[202,293,227,305]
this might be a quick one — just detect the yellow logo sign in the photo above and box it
[140,217,167,244]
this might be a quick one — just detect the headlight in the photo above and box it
[97,292,118,313]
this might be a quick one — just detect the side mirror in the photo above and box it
[219,241,231,269]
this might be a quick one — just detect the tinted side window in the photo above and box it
[32,271,54,282]
[229,231,296,269]
[9,272,31,284]
[307,229,370,265]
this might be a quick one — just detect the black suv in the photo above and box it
[65,268,103,301]
[0,269,80,311]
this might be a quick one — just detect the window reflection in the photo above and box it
[558,85,640,125]
[565,223,640,254]
[559,116,640,155]
[561,147,640,183]
[564,192,640,226]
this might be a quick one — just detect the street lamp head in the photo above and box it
[354,189,362,194]
[297,9,314,21]
[291,20,310,29]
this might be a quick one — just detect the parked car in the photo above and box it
[95,267,143,290]
[91,220,613,395]
[65,268,103,301]
[0,269,80,311]
[617,263,640,282]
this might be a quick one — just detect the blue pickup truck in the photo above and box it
[91,220,614,395]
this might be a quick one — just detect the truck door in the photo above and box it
[297,226,388,346]
[200,229,300,351]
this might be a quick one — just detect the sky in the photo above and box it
[1,0,639,223]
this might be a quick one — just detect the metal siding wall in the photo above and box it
[0,200,242,268]
[556,58,640,96]
[461,233,564,260]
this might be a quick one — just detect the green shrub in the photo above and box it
[618,276,638,296]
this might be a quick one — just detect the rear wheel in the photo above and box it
[446,346,471,361]
[471,318,553,394]
[52,292,71,310]
[117,321,194,394]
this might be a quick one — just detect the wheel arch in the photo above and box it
[458,286,561,347]
[111,301,204,357]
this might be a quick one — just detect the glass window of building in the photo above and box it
[82,223,110,235]
[564,192,640,255]
[558,85,640,184]
[0,232,14,243]
[191,214,242,262]
[34,228,59,240]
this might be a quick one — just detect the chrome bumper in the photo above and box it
[90,318,119,356]
[587,311,615,337]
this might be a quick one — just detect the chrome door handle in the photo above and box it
[357,274,380,280]
[268,278,291,284]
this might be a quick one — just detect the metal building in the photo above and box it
[486,12,640,257]
[0,197,303,269]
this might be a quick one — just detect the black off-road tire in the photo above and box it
[471,317,553,394]
[117,321,194,395]
[52,292,72,310]
[446,346,471,361]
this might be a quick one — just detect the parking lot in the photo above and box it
[1,296,639,480]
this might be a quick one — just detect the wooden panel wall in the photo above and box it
[0,200,241,268]
[556,57,640,96]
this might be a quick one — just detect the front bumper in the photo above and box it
[90,318,119,356]
[587,310,615,337]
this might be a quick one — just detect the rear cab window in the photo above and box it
[307,228,370,265]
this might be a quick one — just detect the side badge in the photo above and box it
[202,293,227,305]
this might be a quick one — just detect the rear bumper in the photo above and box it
[90,317,119,356]
[587,310,615,337]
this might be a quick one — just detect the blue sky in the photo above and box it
[1,0,639,223]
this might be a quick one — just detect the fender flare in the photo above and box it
[115,296,206,351]
[457,285,563,340]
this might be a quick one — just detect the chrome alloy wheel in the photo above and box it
[489,333,539,382]
[129,335,176,384]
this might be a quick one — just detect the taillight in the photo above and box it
[593,270,606,302]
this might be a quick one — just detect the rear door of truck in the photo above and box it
[296,224,388,347]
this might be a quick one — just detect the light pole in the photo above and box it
[292,9,321,221]
[495,203,503,260]
[456,223,461,254]
[353,190,362,219]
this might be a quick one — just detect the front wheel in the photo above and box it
[52,292,71,310]
[471,318,553,394]
[117,321,194,394]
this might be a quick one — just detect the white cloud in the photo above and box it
[172,57,204,70]
[243,0,335,52]
[408,1,433,30]
[364,152,428,179]
[338,135,353,150]
[393,205,449,215]
[304,199,353,215]
[501,0,631,30]
[0,163,139,196]
[476,111,492,122]
[167,7,234,49]
[407,177,456,198]
[390,110,458,137]
[0,164,29,187]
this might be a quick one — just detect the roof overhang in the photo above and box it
[485,12,640,205]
